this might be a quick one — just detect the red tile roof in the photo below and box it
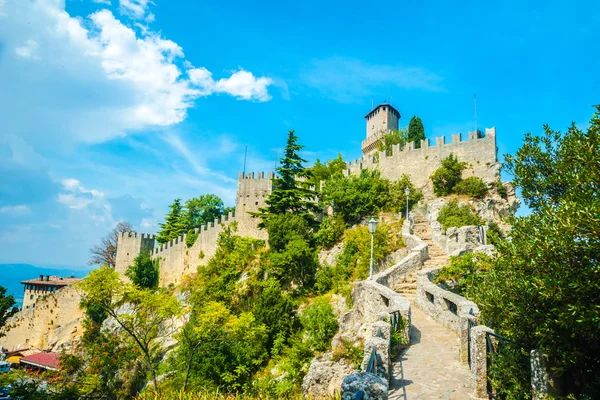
[20,352,61,370]
[21,275,82,286]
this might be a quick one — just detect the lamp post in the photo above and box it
[405,187,410,219]
[368,216,378,279]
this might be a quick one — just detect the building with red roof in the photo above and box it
[19,352,61,372]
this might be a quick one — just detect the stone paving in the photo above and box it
[389,216,477,399]
[388,304,477,399]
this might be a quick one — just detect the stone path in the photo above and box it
[388,305,476,400]
[389,216,477,399]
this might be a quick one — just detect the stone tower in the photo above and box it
[114,232,155,276]
[362,104,401,155]
[235,172,273,240]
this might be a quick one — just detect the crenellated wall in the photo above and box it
[115,232,156,277]
[346,128,499,188]
[152,211,237,287]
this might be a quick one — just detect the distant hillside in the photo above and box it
[0,264,92,307]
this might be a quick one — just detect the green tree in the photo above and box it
[300,297,338,352]
[453,176,489,199]
[467,106,600,398]
[182,194,226,230]
[321,169,393,225]
[257,130,319,225]
[156,199,186,244]
[308,154,346,188]
[376,128,408,155]
[0,285,17,338]
[126,252,159,289]
[437,199,484,231]
[78,266,182,393]
[254,281,298,354]
[408,116,425,148]
[390,174,423,214]
[430,153,467,196]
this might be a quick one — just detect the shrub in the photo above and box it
[494,180,508,199]
[315,216,346,249]
[332,337,364,369]
[430,153,466,196]
[390,174,423,215]
[300,297,338,352]
[186,229,198,247]
[486,221,505,246]
[433,252,491,295]
[126,252,159,289]
[453,176,489,199]
[437,200,484,231]
[314,265,334,294]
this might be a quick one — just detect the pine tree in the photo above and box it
[256,130,319,226]
[408,116,425,148]
[156,198,186,244]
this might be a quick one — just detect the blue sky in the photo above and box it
[0,0,598,267]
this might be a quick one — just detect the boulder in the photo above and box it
[302,354,356,399]
[340,372,388,400]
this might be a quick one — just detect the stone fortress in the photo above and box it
[115,103,500,287]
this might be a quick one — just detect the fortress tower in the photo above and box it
[362,103,401,155]
[235,172,273,240]
[114,232,155,276]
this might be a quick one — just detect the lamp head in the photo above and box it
[405,187,410,196]
[367,216,378,234]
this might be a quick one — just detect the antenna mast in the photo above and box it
[474,93,478,135]
[242,145,247,175]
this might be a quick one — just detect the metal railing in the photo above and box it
[467,308,476,368]
[365,345,378,374]
[389,310,402,332]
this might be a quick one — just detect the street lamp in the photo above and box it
[367,216,378,279]
[404,187,410,219]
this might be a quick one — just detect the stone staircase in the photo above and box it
[393,215,449,303]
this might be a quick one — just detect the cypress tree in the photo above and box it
[156,198,186,244]
[256,130,319,226]
[408,116,425,148]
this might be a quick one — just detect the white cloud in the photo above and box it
[93,0,112,5]
[0,205,30,214]
[302,56,443,103]
[15,39,40,60]
[58,178,105,210]
[0,0,274,145]
[119,0,152,20]
[188,67,273,101]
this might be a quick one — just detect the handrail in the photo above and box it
[365,345,378,374]
[389,310,402,332]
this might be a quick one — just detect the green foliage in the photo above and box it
[467,106,600,398]
[170,301,268,392]
[182,194,226,230]
[0,285,17,338]
[186,229,199,247]
[321,170,393,225]
[430,153,467,196]
[314,215,346,249]
[257,130,319,226]
[265,214,313,252]
[254,281,299,355]
[390,174,424,214]
[314,264,334,294]
[156,198,186,244]
[486,221,505,247]
[300,297,338,352]
[453,176,489,199]
[308,154,346,188]
[433,252,491,295]
[408,116,425,148]
[494,180,508,199]
[376,128,408,155]
[126,252,159,289]
[437,199,484,231]
[332,337,364,370]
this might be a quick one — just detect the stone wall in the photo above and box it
[235,172,272,241]
[347,128,499,188]
[152,212,237,287]
[115,232,156,277]
[0,286,84,352]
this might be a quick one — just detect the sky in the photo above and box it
[0,0,598,267]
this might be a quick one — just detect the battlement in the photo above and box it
[119,231,155,240]
[346,127,498,188]
[153,211,236,256]
[237,171,274,180]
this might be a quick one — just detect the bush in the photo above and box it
[126,252,159,289]
[390,174,423,215]
[332,337,364,369]
[486,221,505,246]
[315,216,346,249]
[430,153,466,196]
[437,200,484,231]
[453,176,489,199]
[494,180,508,199]
[300,297,338,352]
[314,265,334,294]
[186,229,198,247]
[433,252,491,295]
